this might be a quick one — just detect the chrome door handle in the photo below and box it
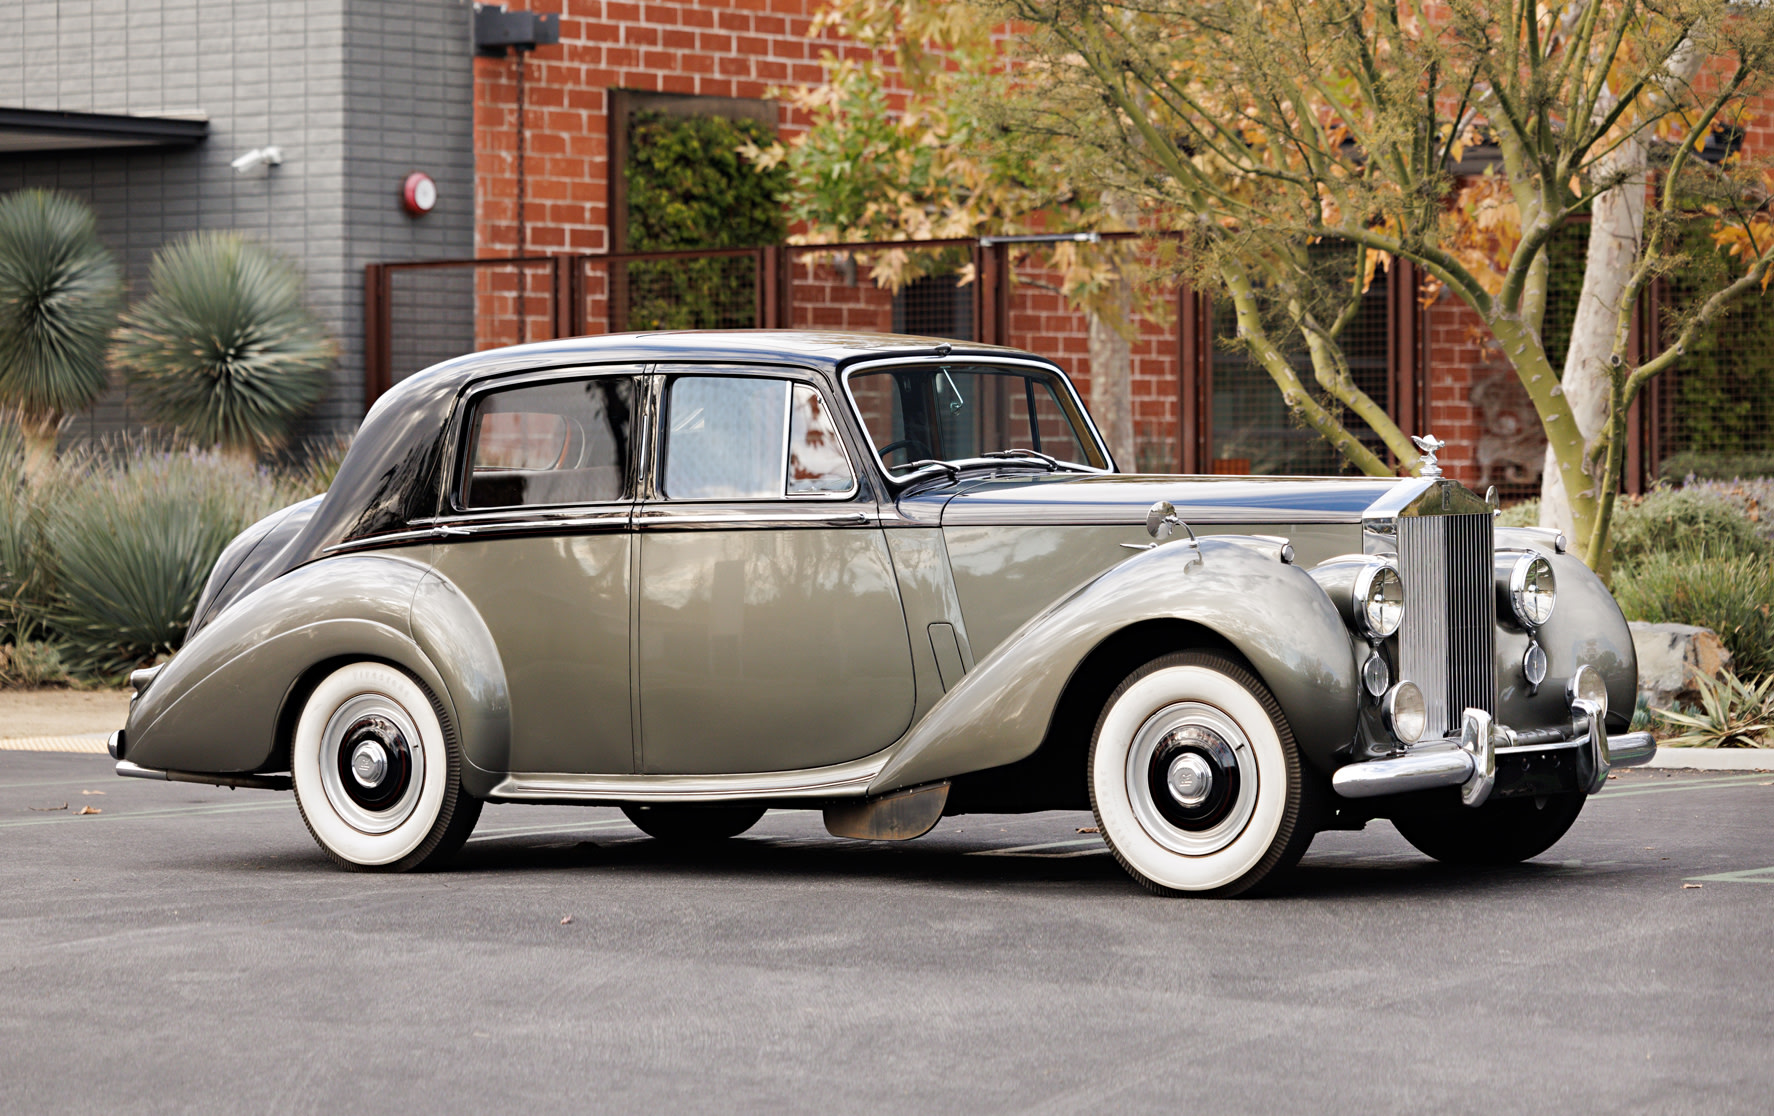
[826,513,869,526]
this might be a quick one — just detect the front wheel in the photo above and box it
[1090,651,1322,897]
[292,661,481,871]
[1390,792,1585,865]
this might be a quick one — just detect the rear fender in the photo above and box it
[869,536,1359,794]
[124,555,511,800]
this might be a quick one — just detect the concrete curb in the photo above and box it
[1643,747,1774,771]
[0,734,110,754]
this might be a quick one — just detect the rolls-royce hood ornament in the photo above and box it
[1411,434,1445,478]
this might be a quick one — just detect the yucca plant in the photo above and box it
[0,189,122,468]
[1655,671,1774,749]
[112,231,335,458]
[36,442,302,678]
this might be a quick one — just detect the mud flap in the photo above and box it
[824,781,950,841]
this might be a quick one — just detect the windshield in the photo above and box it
[847,363,1108,473]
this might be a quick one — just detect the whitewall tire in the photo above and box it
[1090,651,1321,897]
[292,661,480,871]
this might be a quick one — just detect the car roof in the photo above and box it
[393,329,1058,399]
[281,331,1062,573]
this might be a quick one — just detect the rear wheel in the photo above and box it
[1089,651,1322,897]
[622,804,765,843]
[1390,792,1586,865]
[292,662,481,871]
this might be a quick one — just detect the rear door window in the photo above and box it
[462,376,636,509]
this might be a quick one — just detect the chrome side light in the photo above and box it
[1522,641,1549,690]
[1507,553,1557,628]
[1355,562,1404,639]
[1362,651,1391,699]
[1568,664,1608,719]
[1382,681,1427,744]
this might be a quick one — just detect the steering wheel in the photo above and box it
[877,438,931,467]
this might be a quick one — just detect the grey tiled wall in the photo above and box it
[0,0,477,441]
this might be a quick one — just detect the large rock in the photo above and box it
[1630,622,1733,708]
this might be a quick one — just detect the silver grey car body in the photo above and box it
[113,331,1653,892]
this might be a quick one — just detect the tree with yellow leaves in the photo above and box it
[987,0,1774,571]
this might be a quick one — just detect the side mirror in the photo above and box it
[1146,500,1180,541]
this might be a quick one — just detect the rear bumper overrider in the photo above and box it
[1332,697,1652,807]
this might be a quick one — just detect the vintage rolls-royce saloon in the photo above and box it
[111,331,1653,896]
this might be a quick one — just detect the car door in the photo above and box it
[426,367,641,775]
[637,368,916,774]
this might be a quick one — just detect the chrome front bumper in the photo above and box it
[1332,699,1653,807]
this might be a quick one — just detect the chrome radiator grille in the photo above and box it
[1398,511,1496,737]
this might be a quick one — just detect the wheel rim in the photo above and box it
[1124,701,1258,857]
[318,692,428,835]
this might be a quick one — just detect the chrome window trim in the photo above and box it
[839,355,1116,477]
[635,507,878,531]
[655,371,860,503]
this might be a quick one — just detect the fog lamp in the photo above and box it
[1382,681,1428,744]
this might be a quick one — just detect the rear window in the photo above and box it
[461,376,636,509]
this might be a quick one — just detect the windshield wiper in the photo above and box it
[981,448,1096,473]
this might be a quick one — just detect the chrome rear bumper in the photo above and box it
[1332,703,1653,807]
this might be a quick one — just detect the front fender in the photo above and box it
[869,536,1359,794]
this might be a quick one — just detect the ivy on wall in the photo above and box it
[622,111,787,330]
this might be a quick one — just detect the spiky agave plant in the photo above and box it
[0,189,122,466]
[112,231,334,457]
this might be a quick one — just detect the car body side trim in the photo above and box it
[635,507,879,531]
[486,751,890,803]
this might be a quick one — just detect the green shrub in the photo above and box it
[0,640,66,687]
[111,231,334,455]
[0,189,122,461]
[35,446,303,679]
[1609,488,1769,572]
[1658,450,1774,483]
[1655,671,1774,749]
[1497,499,1540,528]
[1612,551,1774,677]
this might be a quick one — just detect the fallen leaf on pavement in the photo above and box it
[559,915,573,925]
[1075,826,1099,834]
[29,803,68,812]
[76,806,101,815]
[80,790,105,796]
[1682,883,1702,889]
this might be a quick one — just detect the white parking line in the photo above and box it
[968,837,1107,858]
[0,799,288,829]
[1685,865,1774,884]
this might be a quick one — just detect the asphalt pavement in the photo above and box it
[2,751,1771,1114]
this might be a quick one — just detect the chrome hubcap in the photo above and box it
[318,696,425,835]
[1166,752,1215,807]
[1125,702,1258,857]
[350,741,389,788]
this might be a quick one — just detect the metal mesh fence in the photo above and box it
[1655,226,1774,480]
[1206,246,1390,475]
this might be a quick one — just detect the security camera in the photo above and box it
[231,146,284,174]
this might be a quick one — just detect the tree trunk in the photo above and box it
[1539,136,1645,544]
[1086,273,1135,469]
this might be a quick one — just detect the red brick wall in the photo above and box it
[470,3,1771,481]
[475,0,854,259]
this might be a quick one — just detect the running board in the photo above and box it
[487,752,889,805]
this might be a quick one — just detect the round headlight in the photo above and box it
[1382,681,1427,744]
[1508,554,1557,628]
[1356,563,1404,639]
[1568,663,1608,718]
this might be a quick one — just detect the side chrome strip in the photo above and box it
[636,507,878,531]
[487,752,889,804]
